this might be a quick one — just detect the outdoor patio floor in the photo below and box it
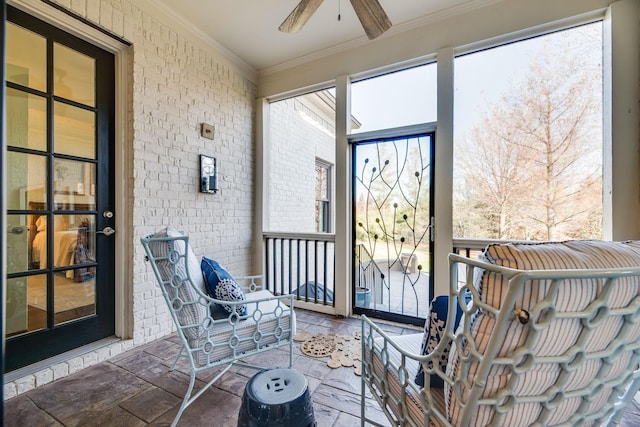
[5,309,640,426]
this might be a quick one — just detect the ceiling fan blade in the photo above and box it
[349,0,392,40]
[279,0,325,33]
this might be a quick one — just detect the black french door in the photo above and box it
[4,6,115,372]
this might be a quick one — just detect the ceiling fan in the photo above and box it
[279,0,392,40]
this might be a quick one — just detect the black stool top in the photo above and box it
[238,368,316,427]
[250,368,307,405]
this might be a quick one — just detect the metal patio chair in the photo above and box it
[141,229,295,427]
[361,240,640,427]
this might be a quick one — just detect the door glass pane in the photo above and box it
[54,101,95,158]
[7,214,31,274]
[54,213,96,325]
[28,214,48,270]
[7,88,47,151]
[54,42,95,107]
[53,159,96,208]
[350,63,437,134]
[52,214,95,270]
[354,134,433,319]
[54,275,96,325]
[7,151,47,211]
[6,22,46,92]
[6,275,47,337]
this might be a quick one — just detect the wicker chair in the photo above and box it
[141,229,295,427]
[361,240,640,427]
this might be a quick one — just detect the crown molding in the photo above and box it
[142,0,258,83]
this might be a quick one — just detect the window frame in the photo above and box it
[315,159,332,233]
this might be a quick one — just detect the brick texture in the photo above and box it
[6,0,258,398]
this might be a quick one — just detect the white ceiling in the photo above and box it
[152,0,502,72]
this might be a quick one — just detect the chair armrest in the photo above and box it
[362,314,455,381]
[361,315,450,427]
[362,315,424,359]
[235,275,265,293]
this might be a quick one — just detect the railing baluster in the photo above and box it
[280,238,285,296]
[323,241,328,306]
[304,240,309,303]
[288,239,292,295]
[313,240,318,304]
[296,240,300,301]
[273,239,282,292]
[265,237,272,293]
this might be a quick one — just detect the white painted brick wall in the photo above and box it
[5,0,257,398]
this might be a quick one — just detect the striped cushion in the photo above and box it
[446,240,640,426]
[188,290,295,367]
[368,334,447,427]
[478,240,640,310]
[147,228,208,340]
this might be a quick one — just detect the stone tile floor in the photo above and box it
[4,310,403,426]
[4,309,640,426]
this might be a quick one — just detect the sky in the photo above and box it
[348,21,601,138]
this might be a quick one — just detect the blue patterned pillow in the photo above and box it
[201,257,247,316]
[415,295,466,388]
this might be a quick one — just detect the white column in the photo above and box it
[434,47,455,296]
[254,98,270,275]
[334,75,352,317]
[603,0,640,240]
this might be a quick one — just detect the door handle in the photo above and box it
[97,226,116,236]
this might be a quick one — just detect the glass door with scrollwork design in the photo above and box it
[352,129,435,326]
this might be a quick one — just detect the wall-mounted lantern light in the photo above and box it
[200,154,218,193]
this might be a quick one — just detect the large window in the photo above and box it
[453,22,603,241]
[268,89,336,233]
[350,63,437,134]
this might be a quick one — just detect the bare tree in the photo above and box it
[456,106,531,239]
[455,25,602,241]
